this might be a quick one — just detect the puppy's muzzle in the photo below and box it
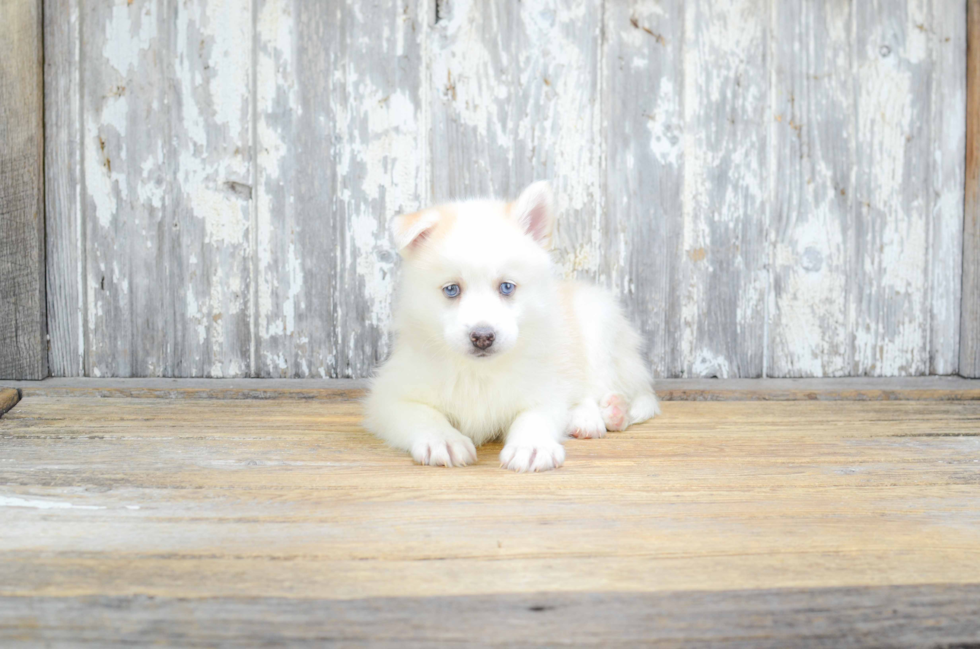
[469,327,496,351]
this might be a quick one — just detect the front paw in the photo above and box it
[499,438,565,473]
[410,432,477,467]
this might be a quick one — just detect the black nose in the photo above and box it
[470,327,495,350]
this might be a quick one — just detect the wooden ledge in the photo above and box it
[1,376,979,401]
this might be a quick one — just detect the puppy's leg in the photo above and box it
[500,409,565,472]
[567,399,606,439]
[369,400,477,467]
[628,391,661,425]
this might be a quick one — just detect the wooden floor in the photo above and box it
[1,382,979,646]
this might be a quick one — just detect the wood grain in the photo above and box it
[963,0,980,378]
[0,0,46,380]
[77,0,254,378]
[2,585,979,647]
[601,0,683,379]
[1,396,979,603]
[41,0,970,379]
[769,0,853,377]
[429,0,603,270]
[253,0,426,379]
[849,1,962,377]
[678,0,770,379]
[43,0,83,377]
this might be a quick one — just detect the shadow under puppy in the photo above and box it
[365,181,659,472]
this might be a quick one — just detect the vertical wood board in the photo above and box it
[0,0,46,380]
[962,0,980,378]
[44,0,83,377]
[253,0,425,378]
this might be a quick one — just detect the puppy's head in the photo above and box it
[391,181,556,361]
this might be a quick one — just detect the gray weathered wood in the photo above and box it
[676,0,770,379]
[79,0,252,378]
[963,0,980,378]
[770,0,967,377]
[80,0,172,377]
[44,0,83,377]
[43,0,969,379]
[931,0,968,375]
[769,0,853,377]
[0,0,46,380]
[2,585,979,647]
[601,0,683,379]
[771,0,965,377]
[850,1,950,375]
[253,0,426,378]
[428,0,602,250]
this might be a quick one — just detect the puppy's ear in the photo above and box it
[390,209,440,256]
[511,181,555,248]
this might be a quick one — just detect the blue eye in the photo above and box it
[442,284,461,298]
[499,282,516,296]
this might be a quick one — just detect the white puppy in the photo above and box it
[364,181,659,472]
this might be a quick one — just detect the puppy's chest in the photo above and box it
[439,370,530,440]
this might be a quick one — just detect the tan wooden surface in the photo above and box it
[5,376,980,401]
[1,395,979,604]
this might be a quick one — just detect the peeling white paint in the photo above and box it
[59,0,966,380]
[647,77,681,166]
[103,2,158,76]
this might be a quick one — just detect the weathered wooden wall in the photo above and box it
[1,0,46,380]
[43,0,967,379]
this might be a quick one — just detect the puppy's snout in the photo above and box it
[469,327,496,350]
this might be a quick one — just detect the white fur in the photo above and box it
[365,182,659,472]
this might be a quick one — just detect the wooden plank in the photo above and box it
[963,0,980,378]
[0,389,18,417]
[44,0,84,377]
[4,376,980,401]
[1,397,979,603]
[79,0,253,378]
[2,584,979,647]
[930,0,968,375]
[601,0,683,379]
[428,0,603,281]
[848,1,945,376]
[769,0,965,378]
[168,0,254,377]
[252,0,426,379]
[80,1,172,377]
[768,0,853,377]
[0,0,46,380]
[677,0,769,378]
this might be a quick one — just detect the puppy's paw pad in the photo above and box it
[568,426,605,439]
[500,440,565,473]
[567,410,606,439]
[600,394,629,432]
[411,435,477,467]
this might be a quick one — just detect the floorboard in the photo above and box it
[1,392,978,644]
